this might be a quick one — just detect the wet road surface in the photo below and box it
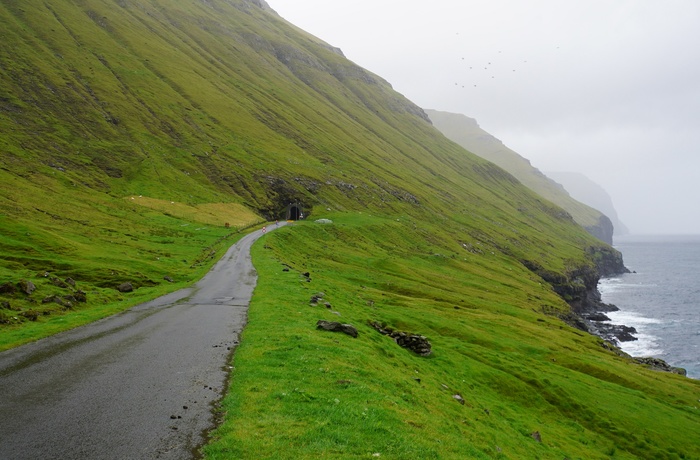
[0,224,284,459]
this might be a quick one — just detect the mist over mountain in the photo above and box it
[547,171,630,237]
[425,109,615,244]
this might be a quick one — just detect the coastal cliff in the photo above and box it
[426,109,616,244]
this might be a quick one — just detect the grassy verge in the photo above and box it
[204,217,700,459]
[0,189,263,351]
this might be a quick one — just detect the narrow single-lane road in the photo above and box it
[0,223,284,459]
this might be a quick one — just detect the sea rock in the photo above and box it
[586,312,611,322]
[316,320,358,338]
[118,282,134,293]
[634,357,687,376]
[594,322,638,342]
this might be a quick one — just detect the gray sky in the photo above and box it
[269,0,700,235]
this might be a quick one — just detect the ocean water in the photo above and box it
[599,234,700,379]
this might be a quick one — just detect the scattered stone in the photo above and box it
[453,394,465,405]
[324,302,332,309]
[531,431,542,443]
[42,295,73,309]
[315,219,333,224]
[316,320,358,338]
[369,321,432,356]
[310,293,325,304]
[282,267,290,272]
[0,282,16,294]
[302,272,311,278]
[118,282,134,293]
[19,310,39,321]
[18,280,36,295]
[74,290,87,303]
[51,277,69,289]
[65,277,76,287]
[164,276,174,283]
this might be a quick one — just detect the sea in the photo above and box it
[599,234,700,379]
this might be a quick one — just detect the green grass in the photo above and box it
[205,218,700,459]
[2,1,699,458]
[0,173,262,349]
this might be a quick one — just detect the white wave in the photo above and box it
[616,333,664,357]
[607,310,663,326]
[606,310,664,357]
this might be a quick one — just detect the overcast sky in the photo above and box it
[268,0,700,235]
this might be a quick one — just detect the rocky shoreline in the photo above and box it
[549,246,688,377]
[579,282,687,376]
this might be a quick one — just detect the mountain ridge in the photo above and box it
[425,109,616,244]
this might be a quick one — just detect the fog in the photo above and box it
[269,0,700,235]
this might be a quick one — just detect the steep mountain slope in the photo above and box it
[1,1,698,458]
[425,109,615,244]
[548,171,630,236]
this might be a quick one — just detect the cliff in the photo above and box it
[425,109,616,244]
[548,171,630,237]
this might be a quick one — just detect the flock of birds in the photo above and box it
[454,51,528,89]
[452,43,560,90]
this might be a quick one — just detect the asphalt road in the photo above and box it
[0,223,284,459]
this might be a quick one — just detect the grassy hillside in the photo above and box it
[425,109,615,244]
[1,0,698,458]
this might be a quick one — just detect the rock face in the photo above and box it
[548,171,630,238]
[584,215,615,247]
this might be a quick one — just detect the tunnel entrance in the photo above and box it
[285,203,303,221]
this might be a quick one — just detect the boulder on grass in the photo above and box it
[316,320,358,338]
